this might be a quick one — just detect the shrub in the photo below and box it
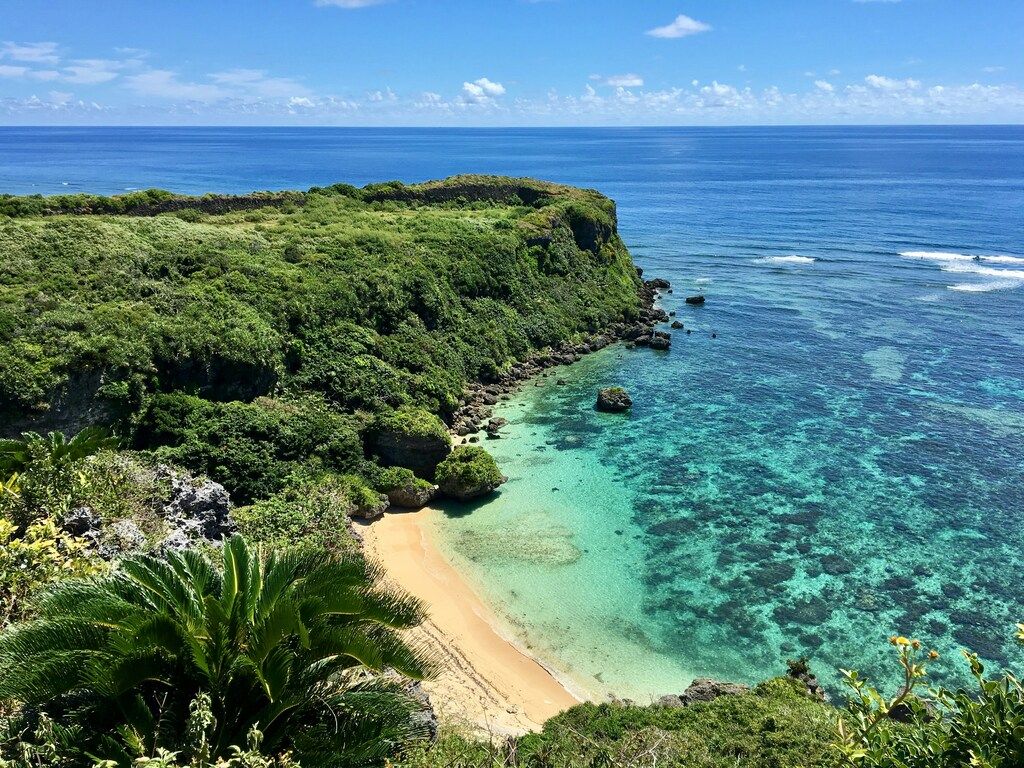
[0,518,101,626]
[836,631,1024,766]
[232,476,358,555]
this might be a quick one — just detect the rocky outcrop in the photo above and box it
[436,446,507,501]
[657,678,750,708]
[596,387,632,413]
[368,408,453,481]
[386,482,438,509]
[158,466,235,549]
[61,464,237,559]
[685,295,706,305]
[350,492,390,521]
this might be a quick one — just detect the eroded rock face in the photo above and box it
[350,492,390,521]
[596,387,633,413]
[369,431,451,480]
[387,482,437,510]
[657,678,751,708]
[159,467,235,546]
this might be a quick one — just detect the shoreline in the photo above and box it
[359,507,585,736]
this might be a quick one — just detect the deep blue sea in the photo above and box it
[3,126,1023,698]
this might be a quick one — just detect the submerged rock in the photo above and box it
[596,387,633,412]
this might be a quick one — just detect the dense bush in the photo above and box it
[231,476,360,555]
[837,632,1024,766]
[396,678,837,768]
[137,394,363,504]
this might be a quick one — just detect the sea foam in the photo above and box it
[757,255,817,264]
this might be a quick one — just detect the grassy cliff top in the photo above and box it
[0,175,642,440]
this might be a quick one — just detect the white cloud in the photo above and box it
[865,74,920,90]
[982,66,1005,74]
[63,59,122,84]
[124,70,226,101]
[814,80,834,92]
[0,65,28,78]
[368,87,397,102]
[288,96,315,108]
[646,14,712,39]
[210,68,310,98]
[1,41,60,64]
[604,73,644,87]
[462,77,506,102]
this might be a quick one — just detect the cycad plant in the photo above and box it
[0,536,437,766]
[0,427,119,477]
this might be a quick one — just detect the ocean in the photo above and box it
[3,125,1023,698]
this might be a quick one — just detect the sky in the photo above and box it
[1,0,1022,126]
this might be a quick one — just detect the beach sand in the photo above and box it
[359,507,582,736]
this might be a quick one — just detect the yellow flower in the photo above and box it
[911,639,922,650]
[929,650,940,660]
[890,635,911,647]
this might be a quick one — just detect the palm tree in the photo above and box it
[0,426,119,476]
[0,536,437,766]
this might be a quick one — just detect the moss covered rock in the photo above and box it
[436,446,506,501]
[368,407,452,480]
[377,467,437,509]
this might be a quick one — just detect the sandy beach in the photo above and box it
[359,507,582,736]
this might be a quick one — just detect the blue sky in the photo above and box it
[2,0,1022,125]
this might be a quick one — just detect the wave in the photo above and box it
[900,250,1024,265]
[899,250,1024,292]
[949,281,1023,293]
[757,255,817,264]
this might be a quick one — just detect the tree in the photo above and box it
[0,536,437,766]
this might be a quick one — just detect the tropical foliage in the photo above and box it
[0,536,436,766]
[836,631,1024,767]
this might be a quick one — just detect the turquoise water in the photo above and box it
[3,126,1023,699]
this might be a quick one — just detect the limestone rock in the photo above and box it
[596,387,632,413]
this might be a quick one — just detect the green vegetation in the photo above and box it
[837,633,1024,766]
[0,536,436,766]
[435,446,505,501]
[396,678,837,768]
[136,394,364,504]
[3,177,1022,765]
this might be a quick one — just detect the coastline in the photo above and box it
[359,507,585,736]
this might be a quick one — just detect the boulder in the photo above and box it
[647,278,671,290]
[596,387,632,413]
[387,482,437,509]
[99,519,147,558]
[159,468,235,543]
[671,320,684,329]
[685,295,706,305]
[351,491,390,521]
[649,335,671,351]
[486,417,508,435]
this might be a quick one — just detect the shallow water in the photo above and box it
[3,125,1023,698]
